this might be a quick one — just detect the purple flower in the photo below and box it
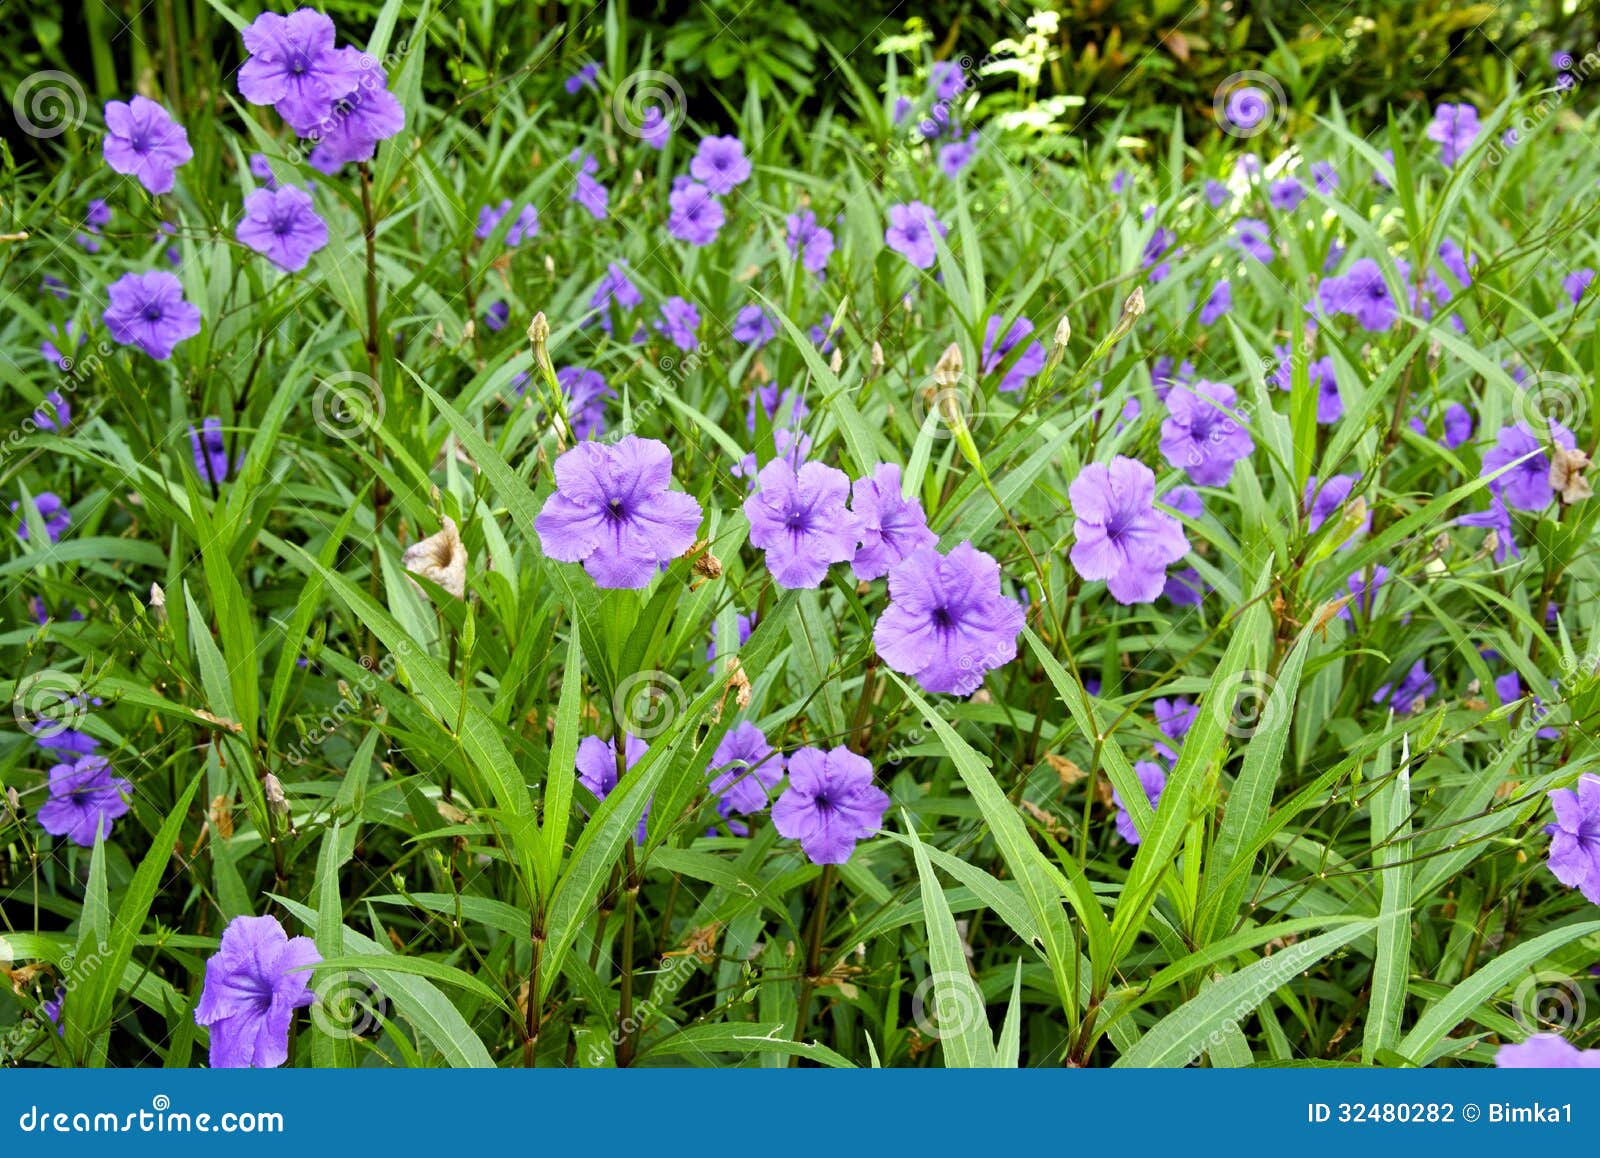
[785,209,834,276]
[639,106,671,149]
[1496,1034,1600,1068]
[690,135,752,195]
[709,722,784,816]
[554,366,615,440]
[1483,421,1575,511]
[1199,281,1231,326]
[1142,226,1177,282]
[13,491,70,544]
[1303,473,1368,537]
[32,390,70,432]
[1159,381,1255,486]
[483,300,509,332]
[1544,774,1600,903]
[40,321,81,371]
[747,385,810,434]
[589,261,642,322]
[1311,162,1339,193]
[1224,88,1268,132]
[1339,564,1389,620]
[706,612,756,666]
[1204,179,1230,208]
[1162,485,1203,521]
[733,429,812,486]
[980,316,1046,392]
[506,204,539,245]
[1154,697,1197,744]
[194,915,321,1069]
[1163,566,1207,606]
[36,755,130,847]
[190,417,237,484]
[732,305,776,348]
[576,733,650,842]
[102,96,193,195]
[667,181,724,246]
[1427,102,1480,166]
[570,154,610,219]
[1114,761,1166,844]
[1233,218,1274,263]
[1068,456,1190,604]
[236,185,327,272]
[41,987,64,1035]
[564,62,599,94]
[1441,402,1473,449]
[475,199,512,239]
[238,9,362,130]
[535,436,703,589]
[850,463,936,581]
[1564,269,1594,305]
[743,459,860,589]
[884,201,945,269]
[1458,493,1520,563]
[1318,258,1397,332]
[304,54,405,172]
[1373,660,1435,714]
[772,746,888,865]
[103,271,202,360]
[929,61,967,102]
[654,296,700,352]
[1437,239,1473,287]
[1268,178,1306,212]
[938,131,979,178]
[876,540,1024,690]
[249,153,277,188]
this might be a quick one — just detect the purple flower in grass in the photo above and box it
[938,132,979,178]
[1303,473,1368,538]
[41,321,81,372]
[571,155,610,219]
[1311,162,1339,193]
[1268,178,1306,212]
[1497,1034,1600,1068]
[41,987,65,1035]
[535,437,702,589]
[1544,774,1600,904]
[1440,402,1474,449]
[706,612,756,667]
[1142,227,1177,282]
[667,181,724,246]
[1564,269,1594,305]
[981,316,1046,392]
[1159,381,1254,486]
[1114,761,1166,845]
[14,492,70,543]
[884,201,945,269]
[1204,180,1230,208]
[1234,218,1274,263]
[654,296,700,352]
[1373,660,1434,715]
[1457,494,1519,563]
[1199,281,1230,326]
[552,367,614,441]
[732,305,776,348]
[1318,258,1398,332]
[1162,485,1203,521]
[1155,697,1196,745]
[850,463,936,581]
[564,62,599,94]
[743,460,860,589]
[639,107,671,149]
[747,384,810,433]
[36,755,130,847]
[476,199,512,239]
[195,915,320,1069]
[483,300,509,332]
[33,390,70,432]
[103,270,201,360]
[304,54,405,172]
[709,722,784,816]
[506,205,539,245]
[785,210,834,276]
[35,725,97,755]
[1163,567,1206,606]
[190,417,237,484]
[733,429,811,487]
[873,543,1023,696]
[589,261,642,321]
[102,96,192,194]
[772,746,888,865]
[1068,457,1189,605]
[236,185,327,272]
[1437,239,1473,287]
[929,61,967,102]
[249,153,277,188]
[238,9,362,130]
[1483,421,1575,511]
[1338,564,1389,620]
[690,136,751,195]
[576,733,650,843]
[1427,102,1480,166]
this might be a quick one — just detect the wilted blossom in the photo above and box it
[194,915,321,1069]
[772,746,889,865]
[37,755,130,847]
[103,270,202,360]
[732,305,776,347]
[1373,659,1435,714]
[535,436,702,589]
[1159,381,1255,486]
[873,544,1024,695]
[564,62,599,94]
[552,366,615,441]
[690,135,752,195]
[1234,218,1274,263]
[667,181,724,246]
[1268,178,1306,212]
[1318,258,1398,332]
[938,132,979,178]
[1199,281,1231,326]
[743,460,860,589]
[884,201,945,269]
[102,96,193,194]
[190,417,237,484]
[1426,102,1480,166]
[1564,268,1594,305]
[785,209,835,276]
[236,185,328,272]
[14,492,71,543]
[1068,456,1190,604]
[654,296,700,352]
[709,722,784,816]
[1304,473,1369,539]
[1114,761,1166,844]
[570,153,609,219]
[850,463,936,582]
[576,733,650,842]
[1496,1034,1600,1068]
[980,316,1046,392]
[1544,773,1600,903]
[1482,420,1576,511]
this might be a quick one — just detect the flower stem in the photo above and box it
[791,863,836,1054]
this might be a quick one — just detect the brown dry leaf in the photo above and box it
[1045,753,1087,789]
[1162,30,1191,62]
[6,963,48,996]
[208,794,235,840]
[1314,597,1352,640]
[815,962,863,999]
[665,921,723,966]
[194,709,243,734]
[401,516,467,599]
[437,799,469,824]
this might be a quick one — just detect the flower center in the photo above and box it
[142,303,164,322]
